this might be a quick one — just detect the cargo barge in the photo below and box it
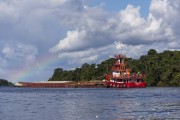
[15,54,147,88]
[15,81,105,88]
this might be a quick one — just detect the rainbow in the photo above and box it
[9,54,59,83]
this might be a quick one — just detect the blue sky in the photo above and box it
[89,0,150,17]
[0,0,179,83]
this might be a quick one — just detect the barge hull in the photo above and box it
[15,81,105,88]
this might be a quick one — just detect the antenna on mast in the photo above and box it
[115,42,126,53]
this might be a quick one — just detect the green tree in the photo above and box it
[49,49,180,87]
[0,79,14,86]
[148,49,157,56]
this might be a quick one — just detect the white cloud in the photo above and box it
[118,5,145,27]
[50,0,180,53]
[0,0,180,82]
[50,29,87,52]
[46,0,180,74]
[145,14,162,33]
[0,1,19,22]
[2,42,38,65]
[168,41,180,49]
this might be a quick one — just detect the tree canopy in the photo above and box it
[49,58,116,82]
[49,49,180,87]
[0,79,14,86]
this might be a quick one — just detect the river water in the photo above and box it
[0,87,179,120]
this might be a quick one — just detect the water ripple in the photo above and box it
[0,87,179,120]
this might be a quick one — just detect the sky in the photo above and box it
[0,0,180,83]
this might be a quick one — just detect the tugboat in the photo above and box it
[105,54,147,88]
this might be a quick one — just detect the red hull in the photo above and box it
[105,81,147,88]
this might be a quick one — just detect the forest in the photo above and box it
[0,79,14,86]
[49,49,180,87]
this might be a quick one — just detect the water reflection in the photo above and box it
[0,87,179,120]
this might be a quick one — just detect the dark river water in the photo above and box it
[0,87,179,120]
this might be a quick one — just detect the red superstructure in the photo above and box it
[105,54,147,88]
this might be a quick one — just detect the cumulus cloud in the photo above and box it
[50,0,180,55]
[49,0,178,60]
[0,0,88,81]
[2,42,38,67]
[47,0,180,75]
[50,29,88,52]
[118,5,145,27]
[0,41,38,81]
[0,0,87,51]
[0,0,180,82]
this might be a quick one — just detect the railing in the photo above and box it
[111,67,126,71]
[114,54,126,58]
[107,73,145,79]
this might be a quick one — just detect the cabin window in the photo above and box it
[118,79,122,82]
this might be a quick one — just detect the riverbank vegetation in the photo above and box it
[49,49,180,87]
[0,79,14,86]
[129,49,180,87]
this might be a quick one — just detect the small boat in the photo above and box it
[105,54,147,88]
